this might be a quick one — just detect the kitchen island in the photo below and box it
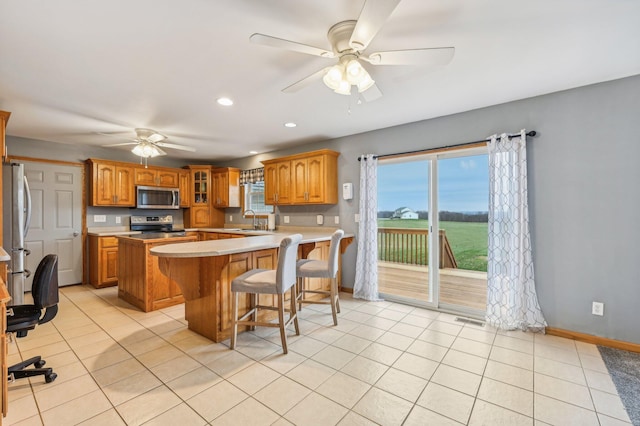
[150,232,353,342]
[117,234,198,312]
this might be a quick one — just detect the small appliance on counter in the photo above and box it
[129,215,186,239]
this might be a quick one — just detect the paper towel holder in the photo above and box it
[267,213,276,231]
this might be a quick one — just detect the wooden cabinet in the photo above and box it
[218,249,278,339]
[118,235,197,312]
[185,166,211,227]
[88,236,120,288]
[292,153,331,204]
[199,232,245,241]
[0,111,10,246]
[212,167,241,208]
[87,159,135,206]
[88,158,187,207]
[134,167,179,187]
[179,170,190,207]
[263,160,292,205]
[262,149,338,205]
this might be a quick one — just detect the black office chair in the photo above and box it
[7,254,59,383]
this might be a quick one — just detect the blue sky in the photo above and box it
[377,155,489,212]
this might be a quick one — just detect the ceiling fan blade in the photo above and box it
[250,33,334,58]
[156,142,196,152]
[350,0,401,51]
[135,128,167,143]
[154,146,167,156]
[366,47,454,66]
[102,142,138,147]
[361,83,383,102]
[282,67,330,93]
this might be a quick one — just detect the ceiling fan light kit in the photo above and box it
[131,142,165,159]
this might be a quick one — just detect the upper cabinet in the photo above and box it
[178,170,190,207]
[88,159,190,207]
[134,167,179,188]
[263,160,292,205]
[212,167,240,208]
[262,149,338,205]
[184,165,211,227]
[87,159,135,206]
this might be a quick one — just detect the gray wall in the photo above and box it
[221,75,640,344]
[6,74,640,343]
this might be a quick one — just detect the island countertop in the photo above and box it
[150,231,352,258]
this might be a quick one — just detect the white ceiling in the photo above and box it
[1,0,639,161]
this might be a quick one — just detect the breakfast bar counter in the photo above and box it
[150,232,353,342]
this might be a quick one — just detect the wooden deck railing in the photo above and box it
[377,228,457,269]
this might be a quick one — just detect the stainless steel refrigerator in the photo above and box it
[4,163,32,306]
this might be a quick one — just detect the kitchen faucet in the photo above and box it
[244,210,257,229]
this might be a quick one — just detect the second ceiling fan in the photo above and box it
[250,0,454,101]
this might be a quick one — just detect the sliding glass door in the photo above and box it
[377,158,434,306]
[377,147,488,317]
[436,151,488,317]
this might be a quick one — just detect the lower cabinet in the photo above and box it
[117,235,197,312]
[219,249,278,338]
[89,236,119,288]
[298,240,338,294]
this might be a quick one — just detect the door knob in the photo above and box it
[73,231,80,237]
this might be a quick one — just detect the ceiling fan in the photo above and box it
[102,128,196,164]
[250,0,454,101]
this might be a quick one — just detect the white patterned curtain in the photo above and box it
[354,154,382,301]
[486,130,547,332]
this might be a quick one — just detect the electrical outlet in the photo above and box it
[229,215,233,222]
[334,216,340,224]
[316,214,324,225]
[283,216,290,224]
[93,215,106,223]
[592,301,604,316]
[115,216,121,224]
[355,214,360,223]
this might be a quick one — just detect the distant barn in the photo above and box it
[391,207,418,219]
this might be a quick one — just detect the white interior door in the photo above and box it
[23,161,83,289]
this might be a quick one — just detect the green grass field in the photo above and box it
[378,219,488,272]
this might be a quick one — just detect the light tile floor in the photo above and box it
[4,285,633,426]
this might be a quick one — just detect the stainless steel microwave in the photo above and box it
[136,186,180,209]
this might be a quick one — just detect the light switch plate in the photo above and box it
[94,215,106,223]
[334,216,340,224]
[115,216,121,224]
[355,214,360,223]
[283,216,290,224]
[316,215,324,225]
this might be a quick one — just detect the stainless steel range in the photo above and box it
[129,215,186,239]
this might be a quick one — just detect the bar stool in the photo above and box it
[230,234,302,354]
[296,229,344,326]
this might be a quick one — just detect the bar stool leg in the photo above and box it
[290,285,300,335]
[329,277,338,326]
[230,291,239,349]
[278,293,288,354]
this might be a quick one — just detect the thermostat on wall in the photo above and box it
[342,183,353,200]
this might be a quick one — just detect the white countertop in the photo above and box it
[150,231,351,258]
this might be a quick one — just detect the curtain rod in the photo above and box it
[357,130,537,161]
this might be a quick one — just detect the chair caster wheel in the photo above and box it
[45,373,57,383]
[35,360,46,368]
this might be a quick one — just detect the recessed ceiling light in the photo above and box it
[249,150,258,154]
[284,122,297,128]
[216,97,233,106]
